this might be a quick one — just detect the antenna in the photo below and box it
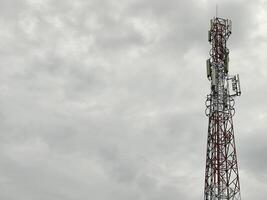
[216,4,218,18]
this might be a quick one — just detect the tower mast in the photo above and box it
[204,17,241,200]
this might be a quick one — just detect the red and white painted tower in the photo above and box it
[204,17,241,200]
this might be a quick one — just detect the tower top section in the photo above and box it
[208,18,232,71]
[206,17,241,97]
[209,17,232,42]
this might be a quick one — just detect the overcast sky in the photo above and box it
[0,0,266,199]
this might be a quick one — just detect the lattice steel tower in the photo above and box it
[204,17,241,200]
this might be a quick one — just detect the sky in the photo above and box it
[0,0,266,199]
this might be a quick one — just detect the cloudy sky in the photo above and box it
[0,0,266,199]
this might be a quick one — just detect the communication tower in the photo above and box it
[204,17,241,200]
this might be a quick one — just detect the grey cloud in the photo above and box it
[0,0,265,199]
